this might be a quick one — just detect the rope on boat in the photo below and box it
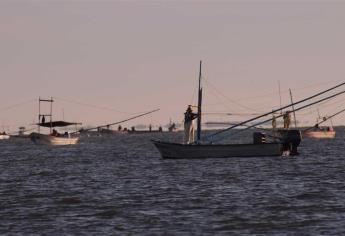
[72,108,160,134]
[209,89,345,142]
[55,97,143,115]
[203,78,261,112]
[297,95,345,116]
[0,99,35,111]
[203,82,345,142]
[231,79,345,103]
[203,79,345,115]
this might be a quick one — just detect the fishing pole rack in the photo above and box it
[38,97,54,134]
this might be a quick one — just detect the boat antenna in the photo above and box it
[278,80,283,114]
[196,60,202,143]
[289,88,298,128]
[317,108,321,121]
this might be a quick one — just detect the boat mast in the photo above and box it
[278,80,282,114]
[38,97,54,134]
[197,60,202,143]
[38,97,41,134]
[50,97,53,134]
[289,89,298,128]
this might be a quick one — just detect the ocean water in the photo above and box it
[1,128,345,235]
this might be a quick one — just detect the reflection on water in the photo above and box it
[1,129,345,234]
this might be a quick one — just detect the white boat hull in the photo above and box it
[0,135,10,140]
[30,132,79,145]
[302,130,335,139]
[152,140,283,159]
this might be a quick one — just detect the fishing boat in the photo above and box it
[302,127,335,139]
[0,132,10,140]
[30,121,80,145]
[153,130,300,158]
[152,61,302,159]
[30,98,81,145]
[301,109,343,139]
[9,126,30,139]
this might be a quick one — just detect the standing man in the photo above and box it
[184,105,198,144]
[272,115,277,130]
[283,111,291,129]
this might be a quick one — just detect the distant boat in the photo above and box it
[10,126,32,139]
[30,121,80,145]
[152,61,301,159]
[302,110,338,139]
[302,123,336,139]
[30,98,81,145]
[0,132,10,140]
[302,127,335,139]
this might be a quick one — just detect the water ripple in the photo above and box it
[1,129,345,234]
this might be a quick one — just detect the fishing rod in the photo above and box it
[303,107,345,132]
[203,112,262,116]
[0,99,35,111]
[209,89,345,142]
[74,108,160,133]
[204,82,345,141]
[227,123,284,140]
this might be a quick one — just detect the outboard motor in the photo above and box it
[277,129,302,155]
[253,132,266,144]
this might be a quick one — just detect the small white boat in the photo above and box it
[0,134,10,140]
[30,97,81,146]
[302,127,335,139]
[302,111,337,139]
[30,132,79,145]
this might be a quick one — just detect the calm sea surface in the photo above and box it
[1,128,345,235]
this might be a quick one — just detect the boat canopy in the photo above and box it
[37,121,82,127]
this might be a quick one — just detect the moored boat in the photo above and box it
[301,109,343,139]
[152,61,302,159]
[302,127,335,139]
[30,98,81,145]
[152,140,282,159]
[153,128,301,159]
[30,132,79,145]
[0,133,10,140]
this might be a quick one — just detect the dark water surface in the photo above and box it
[1,129,345,235]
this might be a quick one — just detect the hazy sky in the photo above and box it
[1,0,345,131]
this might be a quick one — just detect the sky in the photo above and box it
[1,0,345,131]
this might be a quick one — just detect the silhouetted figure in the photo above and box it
[149,124,152,132]
[158,126,163,132]
[52,129,58,136]
[283,111,291,129]
[272,115,277,130]
[168,122,176,132]
[184,105,198,144]
[42,115,45,124]
[118,125,122,131]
